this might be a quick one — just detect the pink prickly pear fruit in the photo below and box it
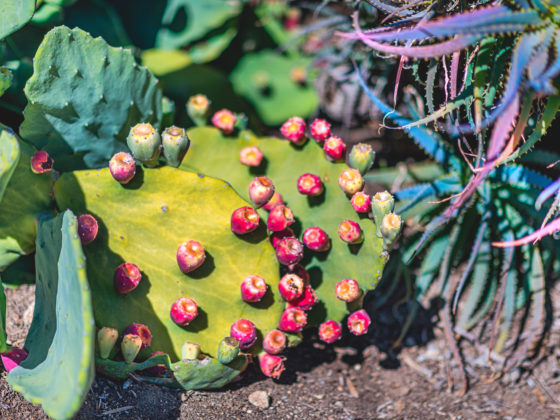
[338,220,364,244]
[270,228,295,249]
[170,297,198,326]
[319,320,342,344]
[177,240,206,273]
[302,227,330,252]
[77,214,98,245]
[297,173,324,196]
[347,309,371,336]
[121,334,142,363]
[231,206,260,235]
[145,351,168,376]
[187,94,210,126]
[230,319,257,350]
[310,119,331,143]
[262,329,287,355]
[323,136,346,162]
[289,285,318,311]
[278,273,305,302]
[109,152,136,184]
[114,262,142,294]
[335,279,362,303]
[123,323,152,350]
[30,150,54,174]
[275,237,304,266]
[351,192,371,214]
[97,327,118,359]
[338,168,364,195]
[262,192,284,212]
[284,7,301,31]
[278,307,307,333]
[267,205,295,232]
[181,342,201,361]
[285,263,310,284]
[259,352,285,379]
[240,146,263,167]
[280,116,307,145]
[1,348,28,372]
[212,109,236,134]
[249,176,275,208]
[240,275,268,303]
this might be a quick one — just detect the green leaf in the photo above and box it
[54,167,284,359]
[230,51,319,125]
[0,0,35,41]
[181,127,386,324]
[1,66,14,97]
[0,124,20,202]
[7,210,95,420]
[20,26,163,170]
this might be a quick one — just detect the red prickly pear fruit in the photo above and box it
[30,150,54,174]
[310,119,331,143]
[347,309,371,336]
[275,237,304,266]
[77,214,98,245]
[270,228,295,249]
[177,240,206,273]
[338,220,364,244]
[280,117,306,145]
[297,173,324,196]
[249,176,275,208]
[230,319,257,350]
[319,320,342,343]
[323,136,346,162]
[97,327,118,359]
[145,351,168,376]
[240,146,263,167]
[109,152,136,184]
[302,227,330,252]
[284,7,301,31]
[278,273,305,302]
[121,334,142,363]
[278,307,307,332]
[351,192,371,214]
[267,205,295,231]
[335,279,362,302]
[1,348,28,372]
[259,352,285,379]
[262,192,284,212]
[289,285,318,311]
[240,275,268,303]
[338,168,364,195]
[231,206,260,235]
[212,109,236,134]
[285,263,310,284]
[170,297,198,326]
[262,329,287,355]
[114,262,142,294]
[123,323,152,350]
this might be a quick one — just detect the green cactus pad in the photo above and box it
[230,51,318,125]
[171,355,247,390]
[7,211,95,420]
[1,66,14,97]
[54,167,284,360]
[0,0,35,40]
[0,125,54,270]
[181,127,386,324]
[20,26,163,170]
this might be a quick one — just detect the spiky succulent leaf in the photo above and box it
[0,0,35,40]
[20,26,163,170]
[7,211,94,420]
[0,126,54,270]
[181,127,386,324]
[54,167,283,359]
[171,355,247,390]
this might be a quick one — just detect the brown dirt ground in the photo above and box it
[2,283,560,420]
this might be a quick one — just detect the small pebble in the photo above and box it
[248,390,270,409]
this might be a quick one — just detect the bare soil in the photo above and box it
[2,284,560,420]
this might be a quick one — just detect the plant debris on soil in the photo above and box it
[2,284,560,419]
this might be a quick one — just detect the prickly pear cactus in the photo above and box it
[0,125,54,269]
[7,210,95,420]
[0,0,35,40]
[54,167,284,359]
[20,26,163,170]
[181,127,387,324]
